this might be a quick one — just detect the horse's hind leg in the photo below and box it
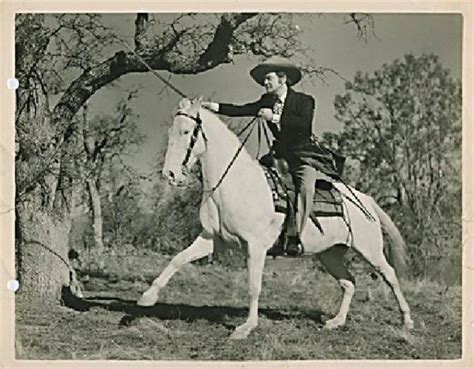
[365,251,414,330]
[137,231,213,306]
[318,244,355,330]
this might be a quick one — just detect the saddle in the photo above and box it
[260,154,344,236]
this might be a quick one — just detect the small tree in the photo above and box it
[75,91,144,257]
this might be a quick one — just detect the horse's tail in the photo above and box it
[370,198,408,278]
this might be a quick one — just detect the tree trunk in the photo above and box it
[16,108,79,302]
[16,195,71,302]
[86,178,105,255]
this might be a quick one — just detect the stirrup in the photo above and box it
[267,235,285,257]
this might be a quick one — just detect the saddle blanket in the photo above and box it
[262,165,344,219]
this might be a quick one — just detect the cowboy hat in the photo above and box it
[250,56,302,86]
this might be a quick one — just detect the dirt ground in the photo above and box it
[15,252,462,360]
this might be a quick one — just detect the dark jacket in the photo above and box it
[218,88,342,178]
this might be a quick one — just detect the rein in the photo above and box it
[206,116,259,196]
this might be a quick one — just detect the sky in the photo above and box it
[86,13,462,174]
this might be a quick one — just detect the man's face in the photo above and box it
[263,72,286,94]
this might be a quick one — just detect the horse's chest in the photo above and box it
[200,198,219,234]
[200,197,241,243]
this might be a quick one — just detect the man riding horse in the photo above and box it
[203,56,342,256]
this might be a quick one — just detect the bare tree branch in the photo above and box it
[197,13,257,68]
[345,13,376,41]
[134,13,149,51]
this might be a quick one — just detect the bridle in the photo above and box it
[174,110,259,197]
[175,111,208,168]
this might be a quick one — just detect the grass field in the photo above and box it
[15,251,462,360]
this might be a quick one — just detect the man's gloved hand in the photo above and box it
[202,101,219,113]
[257,108,273,121]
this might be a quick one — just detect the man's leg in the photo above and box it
[283,164,318,256]
[293,164,319,236]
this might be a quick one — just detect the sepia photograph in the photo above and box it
[1,5,470,365]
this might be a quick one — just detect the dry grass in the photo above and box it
[15,251,462,360]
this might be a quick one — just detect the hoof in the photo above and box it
[324,317,345,330]
[229,330,249,340]
[137,289,158,307]
[229,323,255,340]
[404,319,414,331]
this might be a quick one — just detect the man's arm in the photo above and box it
[203,96,266,117]
[218,98,263,117]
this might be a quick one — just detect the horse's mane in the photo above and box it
[198,107,257,165]
[198,108,238,139]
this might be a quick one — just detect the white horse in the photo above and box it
[138,98,414,339]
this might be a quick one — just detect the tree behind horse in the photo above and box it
[137,98,413,339]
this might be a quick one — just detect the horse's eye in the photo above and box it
[182,130,190,135]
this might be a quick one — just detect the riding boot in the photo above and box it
[286,235,304,257]
[282,200,303,257]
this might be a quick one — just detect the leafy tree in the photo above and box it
[330,54,461,279]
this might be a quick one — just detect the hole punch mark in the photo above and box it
[7,78,19,90]
[7,279,19,292]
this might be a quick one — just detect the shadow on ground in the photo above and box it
[61,286,324,329]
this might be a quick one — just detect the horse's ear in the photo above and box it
[178,98,192,110]
[190,96,203,113]
[191,96,203,108]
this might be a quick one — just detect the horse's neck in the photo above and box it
[199,111,255,192]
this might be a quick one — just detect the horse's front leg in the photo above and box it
[230,244,266,340]
[137,231,213,306]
